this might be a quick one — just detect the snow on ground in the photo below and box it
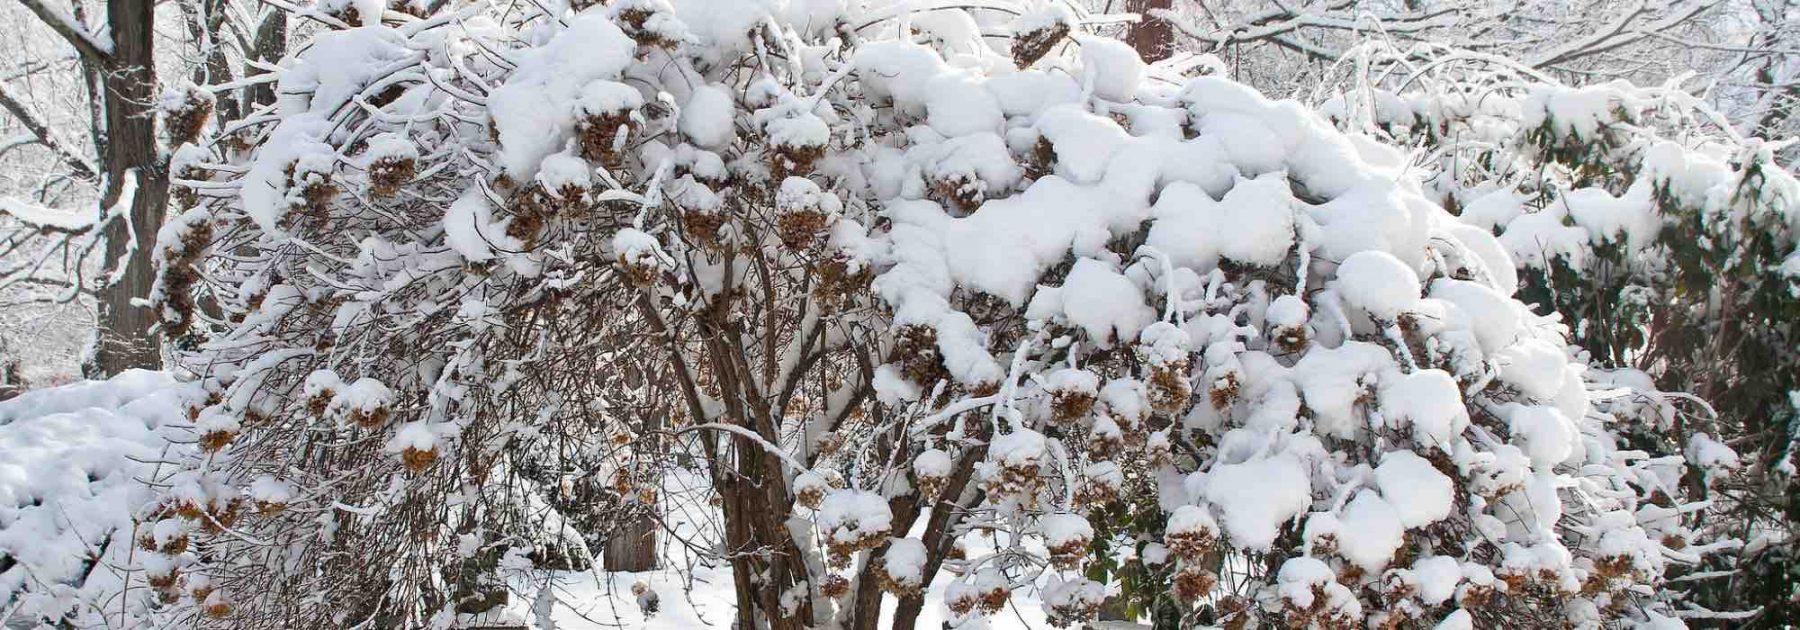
[485,467,1063,629]
[0,375,1071,629]
[0,370,195,627]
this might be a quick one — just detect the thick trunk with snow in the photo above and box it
[89,0,169,376]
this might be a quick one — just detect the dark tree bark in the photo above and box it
[246,9,289,110]
[184,0,241,124]
[602,509,660,572]
[890,450,983,630]
[1126,0,1176,62]
[86,0,171,376]
[846,495,918,630]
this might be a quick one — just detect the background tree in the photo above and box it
[5,0,170,376]
[0,0,289,382]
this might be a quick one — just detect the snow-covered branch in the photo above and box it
[16,0,113,61]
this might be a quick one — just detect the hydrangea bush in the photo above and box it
[145,2,1725,628]
[1316,43,1799,625]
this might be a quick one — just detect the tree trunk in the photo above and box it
[702,315,811,630]
[246,10,288,110]
[186,0,241,124]
[88,0,170,377]
[845,427,925,630]
[846,495,919,630]
[602,510,659,572]
[890,450,983,630]
[1126,0,1175,63]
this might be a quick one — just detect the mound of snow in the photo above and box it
[0,371,197,626]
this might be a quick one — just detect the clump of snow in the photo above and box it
[318,0,384,26]
[239,116,335,234]
[538,151,593,194]
[872,364,921,405]
[0,371,198,625]
[879,537,928,592]
[776,177,841,215]
[612,228,668,274]
[1045,368,1100,403]
[1008,2,1074,37]
[989,429,1047,468]
[1374,451,1454,528]
[913,448,953,479]
[362,132,418,164]
[444,187,518,263]
[1266,294,1310,328]
[302,369,341,399]
[1685,433,1739,484]
[1522,83,1638,140]
[681,84,738,149]
[1504,404,1578,469]
[384,421,439,456]
[1335,250,1421,319]
[1429,279,1520,355]
[1164,504,1221,559]
[276,26,410,116]
[489,14,637,178]
[816,489,894,548]
[1074,34,1144,102]
[1335,490,1405,570]
[1040,513,1093,552]
[1040,576,1106,626]
[761,110,830,150]
[577,80,645,117]
[984,428,1049,497]
[1083,460,1123,498]
[1403,555,1464,605]
[1378,369,1469,448]
[1145,174,1299,271]
[1203,454,1312,550]
[1494,338,1572,399]
[1437,608,1475,630]
[924,75,1003,137]
[248,475,294,507]
[1027,258,1155,346]
[1031,105,1129,184]
[1276,556,1361,619]
[916,132,1024,211]
[1458,188,1527,231]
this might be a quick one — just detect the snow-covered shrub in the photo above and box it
[150,3,1715,628]
[850,56,1701,630]
[1317,43,1799,624]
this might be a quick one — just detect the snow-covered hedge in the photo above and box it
[1318,45,1799,623]
[146,2,1725,628]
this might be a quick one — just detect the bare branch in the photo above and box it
[0,82,97,180]
[1531,0,1722,69]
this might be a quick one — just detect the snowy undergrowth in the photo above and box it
[0,390,1072,630]
[473,468,1063,629]
[0,371,198,627]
